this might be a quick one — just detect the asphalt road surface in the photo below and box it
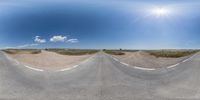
[0,51,200,100]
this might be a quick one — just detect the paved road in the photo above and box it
[0,51,200,100]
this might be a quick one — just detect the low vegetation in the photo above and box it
[103,50,125,55]
[146,50,199,58]
[3,49,41,54]
[103,49,139,55]
[45,49,99,55]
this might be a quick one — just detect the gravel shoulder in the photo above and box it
[7,50,93,70]
[114,51,192,68]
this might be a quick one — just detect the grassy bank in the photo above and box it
[146,50,199,58]
[3,49,41,54]
[103,49,139,55]
[103,50,125,55]
[45,49,99,55]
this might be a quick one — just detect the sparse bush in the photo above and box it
[3,49,18,54]
[3,49,41,54]
[146,50,199,58]
[46,49,98,55]
[104,50,125,55]
[31,50,41,54]
[104,49,139,55]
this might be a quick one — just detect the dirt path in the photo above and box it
[114,51,191,68]
[8,50,93,70]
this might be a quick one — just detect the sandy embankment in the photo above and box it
[114,51,191,68]
[8,50,93,70]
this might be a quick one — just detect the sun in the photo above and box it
[151,7,170,17]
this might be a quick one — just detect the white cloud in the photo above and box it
[34,36,46,43]
[67,38,79,43]
[30,44,39,46]
[17,43,39,48]
[50,35,67,42]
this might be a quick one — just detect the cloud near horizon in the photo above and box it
[50,35,79,43]
[67,39,79,43]
[50,35,67,42]
[16,43,39,48]
[34,36,46,43]
[3,35,79,49]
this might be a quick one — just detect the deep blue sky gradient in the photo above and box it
[0,0,200,49]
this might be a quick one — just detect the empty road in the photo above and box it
[0,51,200,100]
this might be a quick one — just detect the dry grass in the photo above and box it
[104,50,124,55]
[3,49,41,54]
[104,49,138,55]
[146,50,199,58]
[45,49,98,55]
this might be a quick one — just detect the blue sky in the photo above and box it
[0,0,200,49]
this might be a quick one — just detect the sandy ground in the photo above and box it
[114,51,191,68]
[8,50,93,70]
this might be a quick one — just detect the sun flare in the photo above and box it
[151,7,170,17]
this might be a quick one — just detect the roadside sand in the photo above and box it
[114,51,191,68]
[8,50,93,70]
